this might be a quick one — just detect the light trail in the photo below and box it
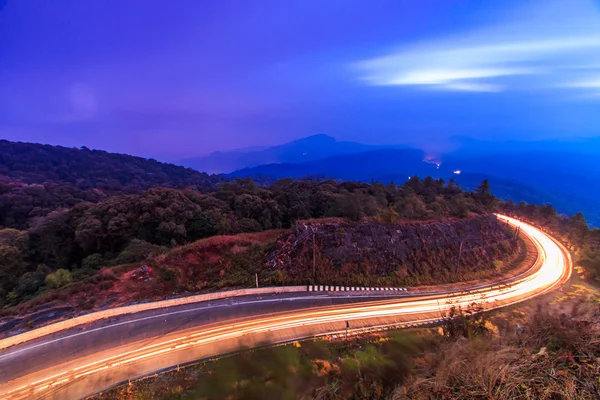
[0,215,571,400]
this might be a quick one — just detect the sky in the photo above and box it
[1,0,600,160]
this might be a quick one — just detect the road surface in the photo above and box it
[0,215,572,399]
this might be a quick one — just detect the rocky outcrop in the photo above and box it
[271,214,520,285]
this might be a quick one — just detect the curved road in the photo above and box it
[0,215,571,399]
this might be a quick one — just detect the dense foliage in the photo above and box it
[0,140,224,229]
[0,140,222,190]
[0,175,110,229]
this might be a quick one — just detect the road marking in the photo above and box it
[0,294,407,360]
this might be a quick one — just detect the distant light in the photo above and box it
[453,170,461,175]
[407,176,411,179]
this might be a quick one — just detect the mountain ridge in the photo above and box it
[0,139,223,192]
[177,134,407,174]
[229,147,600,226]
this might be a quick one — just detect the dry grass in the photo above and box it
[399,302,600,400]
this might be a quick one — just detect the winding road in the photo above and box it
[0,215,572,400]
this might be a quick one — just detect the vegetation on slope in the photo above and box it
[0,176,496,309]
[1,231,283,321]
[0,140,221,191]
[0,215,522,335]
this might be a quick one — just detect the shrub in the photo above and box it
[82,253,105,270]
[111,239,168,265]
[237,218,263,233]
[493,260,504,271]
[45,269,73,289]
[73,268,97,281]
[15,271,45,297]
[378,207,399,225]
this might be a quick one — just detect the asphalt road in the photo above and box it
[0,215,572,400]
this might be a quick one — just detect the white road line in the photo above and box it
[0,295,332,360]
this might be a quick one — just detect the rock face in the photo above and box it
[271,214,520,285]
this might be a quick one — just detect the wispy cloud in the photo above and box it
[566,79,600,89]
[356,0,600,94]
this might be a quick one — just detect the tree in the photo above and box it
[0,229,30,296]
[75,217,103,252]
[568,213,589,248]
[475,179,494,207]
[188,211,218,240]
[29,210,76,268]
[343,193,365,221]
[15,270,45,297]
[590,229,600,254]
[475,179,491,196]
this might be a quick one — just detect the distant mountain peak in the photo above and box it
[286,134,337,145]
[176,134,399,174]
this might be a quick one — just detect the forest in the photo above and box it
[1,141,598,310]
[0,140,222,191]
[1,173,496,307]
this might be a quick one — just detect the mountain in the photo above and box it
[230,148,441,182]
[177,134,405,174]
[443,150,600,221]
[444,150,600,187]
[0,140,223,192]
[453,173,600,224]
[448,135,600,157]
[231,149,600,226]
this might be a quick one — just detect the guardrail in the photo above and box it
[1,284,416,351]
[308,285,408,292]
[0,284,416,351]
[0,286,307,351]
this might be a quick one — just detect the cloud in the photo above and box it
[566,79,600,89]
[356,0,600,94]
[441,82,504,93]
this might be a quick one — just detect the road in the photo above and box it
[0,215,572,400]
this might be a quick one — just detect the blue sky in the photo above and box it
[1,0,599,160]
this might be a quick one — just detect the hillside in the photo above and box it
[178,134,405,174]
[0,140,225,229]
[1,177,497,311]
[272,214,522,286]
[0,214,522,336]
[0,140,222,192]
